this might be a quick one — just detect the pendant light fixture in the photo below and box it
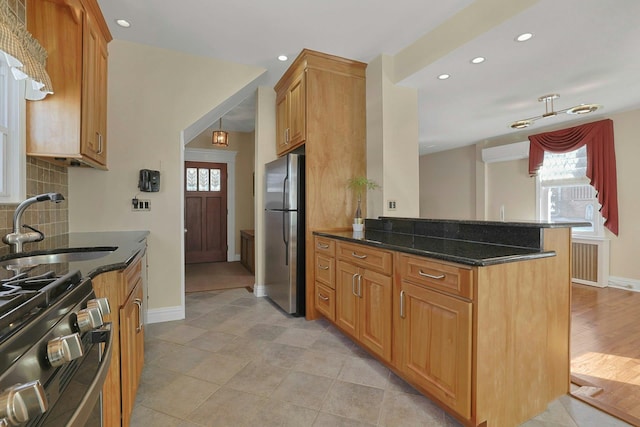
[212,118,229,147]
[510,94,601,129]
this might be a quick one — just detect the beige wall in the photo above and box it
[186,131,255,255]
[419,109,640,281]
[68,40,264,313]
[485,158,536,221]
[419,144,475,219]
[366,55,420,219]
[607,110,640,279]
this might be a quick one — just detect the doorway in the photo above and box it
[184,161,228,263]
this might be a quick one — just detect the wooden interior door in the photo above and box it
[185,161,228,263]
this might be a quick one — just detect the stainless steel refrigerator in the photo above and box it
[264,153,305,316]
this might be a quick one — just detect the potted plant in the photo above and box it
[347,176,380,231]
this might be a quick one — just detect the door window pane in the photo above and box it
[186,168,197,191]
[210,169,221,191]
[198,168,209,191]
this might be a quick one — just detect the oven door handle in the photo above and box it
[66,323,113,427]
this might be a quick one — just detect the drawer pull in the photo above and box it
[319,265,329,270]
[318,293,329,302]
[351,252,367,259]
[418,270,445,280]
[317,243,330,249]
[400,290,406,319]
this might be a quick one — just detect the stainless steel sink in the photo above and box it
[0,248,117,269]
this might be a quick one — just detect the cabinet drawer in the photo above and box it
[315,282,335,321]
[399,255,473,299]
[314,236,335,256]
[337,242,392,275]
[315,253,335,289]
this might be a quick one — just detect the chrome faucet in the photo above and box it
[2,193,65,253]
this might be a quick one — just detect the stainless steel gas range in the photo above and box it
[0,265,112,426]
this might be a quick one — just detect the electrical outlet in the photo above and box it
[132,199,151,211]
[388,200,397,210]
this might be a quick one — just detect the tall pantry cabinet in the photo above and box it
[274,49,367,319]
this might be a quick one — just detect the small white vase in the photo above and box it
[352,223,364,232]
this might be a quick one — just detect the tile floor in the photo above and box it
[131,288,631,426]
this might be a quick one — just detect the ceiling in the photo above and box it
[97,0,640,155]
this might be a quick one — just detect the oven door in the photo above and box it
[34,323,113,427]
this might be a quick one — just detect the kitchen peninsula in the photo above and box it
[312,218,587,427]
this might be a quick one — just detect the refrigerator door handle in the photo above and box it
[282,175,289,210]
[282,211,289,266]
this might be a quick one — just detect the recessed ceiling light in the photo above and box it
[437,74,450,80]
[471,56,485,64]
[116,19,131,28]
[515,32,533,42]
[277,55,288,61]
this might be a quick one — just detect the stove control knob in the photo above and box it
[87,297,111,316]
[47,333,84,368]
[0,380,48,426]
[76,307,103,333]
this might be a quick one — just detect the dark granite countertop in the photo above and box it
[0,231,149,281]
[314,230,556,266]
[314,218,589,266]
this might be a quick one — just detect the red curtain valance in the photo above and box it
[528,119,619,235]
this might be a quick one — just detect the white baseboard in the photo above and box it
[146,305,185,324]
[253,283,266,297]
[608,276,640,292]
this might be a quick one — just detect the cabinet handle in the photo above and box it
[319,264,329,270]
[357,274,362,298]
[317,243,329,249]
[351,273,358,296]
[97,132,103,154]
[318,293,329,302]
[418,270,445,280]
[400,290,406,319]
[285,128,290,144]
[351,252,367,259]
[134,298,143,332]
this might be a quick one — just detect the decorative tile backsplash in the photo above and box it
[0,157,69,256]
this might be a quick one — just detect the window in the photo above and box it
[536,146,603,236]
[0,55,25,204]
[186,167,221,192]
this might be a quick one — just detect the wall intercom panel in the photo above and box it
[139,169,160,192]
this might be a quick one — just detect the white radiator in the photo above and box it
[572,237,609,287]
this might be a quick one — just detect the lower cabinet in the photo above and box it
[314,233,572,427]
[335,259,392,362]
[398,280,472,419]
[119,276,144,426]
[93,247,146,426]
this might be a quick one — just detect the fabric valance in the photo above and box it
[0,0,53,100]
[528,119,619,235]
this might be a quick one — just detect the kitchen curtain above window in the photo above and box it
[0,0,53,100]
[528,118,619,235]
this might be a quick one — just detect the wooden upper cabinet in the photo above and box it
[26,0,112,169]
[275,68,307,156]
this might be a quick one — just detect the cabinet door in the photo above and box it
[359,268,392,362]
[81,9,107,166]
[335,260,359,337]
[120,279,144,427]
[275,93,288,155]
[287,72,306,146]
[400,281,472,419]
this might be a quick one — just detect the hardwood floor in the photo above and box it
[571,283,640,424]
